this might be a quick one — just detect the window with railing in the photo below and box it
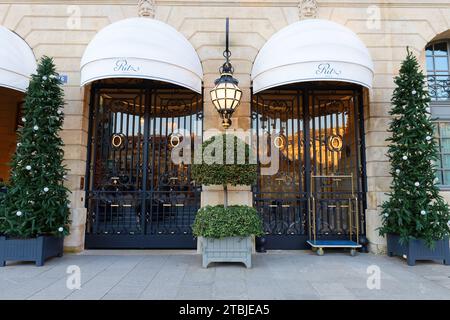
[426,40,450,187]
[426,41,450,101]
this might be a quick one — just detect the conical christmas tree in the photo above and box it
[379,49,450,247]
[0,56,70,238]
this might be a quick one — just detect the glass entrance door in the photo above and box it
[85,80,202,249]
[252,84,366,249]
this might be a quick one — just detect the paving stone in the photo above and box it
[0,251,449,300]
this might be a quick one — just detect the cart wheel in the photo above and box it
[311,247,318,252]
[317,248,324,256]
[350,249,357,257]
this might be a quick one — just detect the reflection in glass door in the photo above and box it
[252,84,366,249]
[85,80,202,249]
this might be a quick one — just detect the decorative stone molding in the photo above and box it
[299,0,318,19]
[138,0,156,18]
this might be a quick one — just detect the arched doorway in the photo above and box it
[0,26,36,184]
[80,18,203,248]
[252,82,366,249]
[84,79,202,248]
[251,19,373,249]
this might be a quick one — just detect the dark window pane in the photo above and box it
[426,45,433,56]
[434,42,448,56]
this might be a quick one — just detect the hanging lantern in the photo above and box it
[210,18,242,129]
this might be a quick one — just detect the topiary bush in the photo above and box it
[192,134,257,207]
[192,205,263,238]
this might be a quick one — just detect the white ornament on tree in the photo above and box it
[21,117,26,122]
[26,165,31,171]
[420,210,426,215]
[402,155,408,160]
[42,76,47,80]
[16,211,22,217]
[395,169,400,174]
[43,187,49,192]
[33,125,39,131]
[426,136,432,141]
[412,90,417,95]
[415,182,420,187]
[58,227,64,232]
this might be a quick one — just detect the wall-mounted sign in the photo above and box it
[59,74,68,84]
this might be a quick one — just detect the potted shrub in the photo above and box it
[379,49,450,266]
[0,56,70,267]
[192,134,263,268]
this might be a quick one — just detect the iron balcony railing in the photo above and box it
[427,75,450,101]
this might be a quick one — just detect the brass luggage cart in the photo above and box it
[307,174,361,256]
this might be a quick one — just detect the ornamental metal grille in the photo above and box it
[251,84,367,249]
[85,80,202,249]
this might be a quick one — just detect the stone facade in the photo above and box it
[1,0,450,253]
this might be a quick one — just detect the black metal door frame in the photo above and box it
[252,83,367,249]
[84,80,203,249]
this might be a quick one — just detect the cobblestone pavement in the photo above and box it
[1,250,449,300]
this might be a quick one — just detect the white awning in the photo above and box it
[0,26,36,92]
[251,19,374,93]
[80,18,203,93]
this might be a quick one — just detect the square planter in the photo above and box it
[0,235,64,267]
[202,236,252,268]
[387,233,450,266]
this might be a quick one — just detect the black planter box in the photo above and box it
[387,233,450,266]
[0,235,64,267]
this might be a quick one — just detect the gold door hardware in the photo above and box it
[111,204,119,207]
[163,203,172,207]
[175,204,184,207]
[122,204,132,207]
[269,204,278,208]
[281,204,290,208]
[169,177,178,180]
[327,205,337,208]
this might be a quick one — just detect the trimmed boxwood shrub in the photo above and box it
[192,134,257,208]
[193,205,263,238]
[192,134,257,187]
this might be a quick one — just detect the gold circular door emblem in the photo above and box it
[273,134,286,150]
[111,133,125,149]
[169,133,183,148]
[328,134,343,152]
